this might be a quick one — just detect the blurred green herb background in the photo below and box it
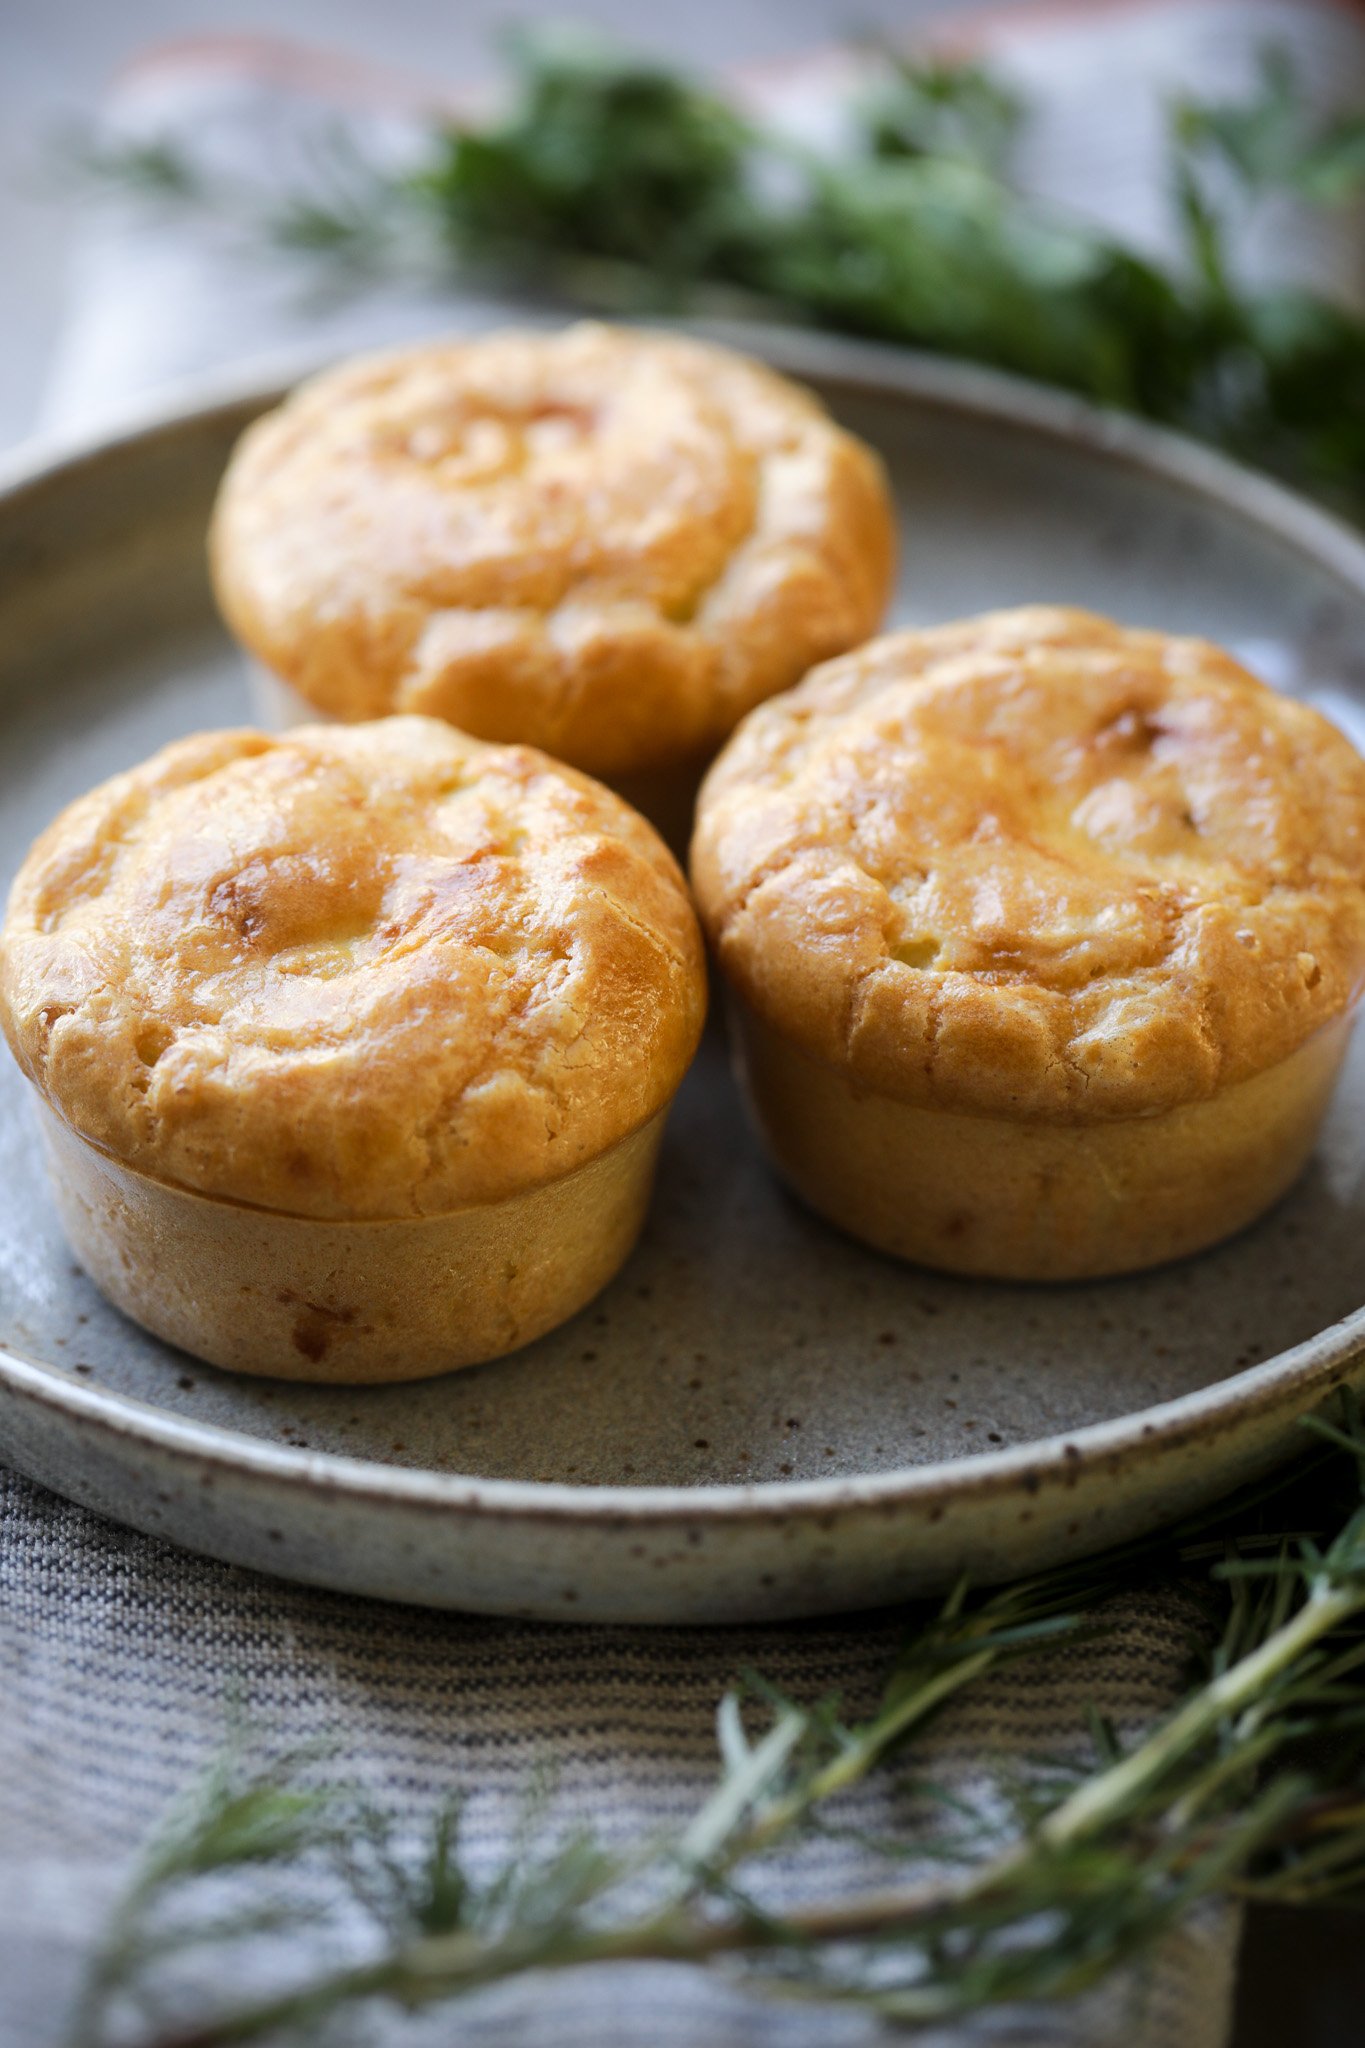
[76,28,1365,513]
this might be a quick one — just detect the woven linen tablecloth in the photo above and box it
[0,30,1259,2047]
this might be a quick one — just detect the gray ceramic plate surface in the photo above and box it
[3,329,1365,1623]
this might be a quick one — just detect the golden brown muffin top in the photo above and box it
[209,323,895,778]
[692,608,1365,1122]
[0,718,706,1217]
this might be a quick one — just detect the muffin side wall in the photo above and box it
[37,1101,666,1383]
[729,1002,1353,1282]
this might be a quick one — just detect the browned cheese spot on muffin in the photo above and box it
[0,718,707,1216]
[691,607,1365,1121]
[209,323,896,777]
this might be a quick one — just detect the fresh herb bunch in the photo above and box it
[73,31,1365,513]
[71,1401,1365,2048]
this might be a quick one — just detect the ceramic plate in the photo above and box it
[3,329,1365,1623]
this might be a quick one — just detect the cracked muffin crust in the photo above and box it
[1,717,707,1219]
[692,607,1365,1279]
[209,323,896,782]
[693,606,1365,1123]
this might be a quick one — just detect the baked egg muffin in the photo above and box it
[0,717,706,1379]
[692,607,1365,1280]
[209,322,896,841]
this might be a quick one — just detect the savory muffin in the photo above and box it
[209,322,896,834]
[691,607,1365,1280]
[0,717,706,1379]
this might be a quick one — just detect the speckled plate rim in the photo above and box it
[3,327,1365,1540]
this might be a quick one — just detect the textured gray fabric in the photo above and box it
[0,1467,1236,2047]
[2,34,1242,2048]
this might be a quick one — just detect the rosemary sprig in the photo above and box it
[69,1404,1365,2047]
[64,29,1365,514]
